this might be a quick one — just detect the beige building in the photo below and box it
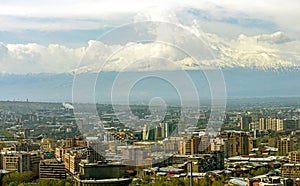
[121,146,148,166]
[281,163,300,180]
[64,147,104,175]
[249,121,259,131]
[289,151,300,163]
[65,137,87,148]
[179,138,191,155]
[219,131,249,158]
[179,136,205,155]
[2,152,30,172]
[142,124,148,141]
[259,118,266,130]
[64,150,87,175]
[41,139,57,151]
[1,151,40,176]
[162,138,178,153]
[259,118,283,131]
[40,159,66,179]
[278,137,294,156]
[55,146,66,160]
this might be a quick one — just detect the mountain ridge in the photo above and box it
[0,68,300,102]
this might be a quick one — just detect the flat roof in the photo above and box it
[74,177,132,183]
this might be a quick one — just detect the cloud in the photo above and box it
[215,32,297,69]
[255,32,293,44]
[1,1,300,74]
[0,43,84,74]
[0,43,8,60]
[0,0,300,37]
[0,29,299,74]
[0,16,107,31]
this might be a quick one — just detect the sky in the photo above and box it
[0,0,300,74]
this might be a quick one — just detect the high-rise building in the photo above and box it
[278,137,294,156]
[259,118,266,130]
[248,137,258,151]
[155,126,162,140]
[283,119,299,131]
[191,136,201,154]
[276,119,284,131]
[165,122,169,138]
[249,121,259,131]
[198,136,211,153]
[179,138,191,155]
[179,136,208,155]
[219,131,249,158]
[240,116,252,130]
[142,124,148,141]
[259,118,283,131]
[160,122,165,138]
[64,150,86,175]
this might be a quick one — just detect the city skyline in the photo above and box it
[0,2,300,185]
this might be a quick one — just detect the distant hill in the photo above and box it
[0,68,300,103]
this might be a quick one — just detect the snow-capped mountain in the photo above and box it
[1,30,299,75]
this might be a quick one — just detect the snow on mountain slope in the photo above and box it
[0,29,299,74]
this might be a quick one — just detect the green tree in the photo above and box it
[2,171,34,186]
[250,167,269,177]
[198,178,210,186]
[8,182,17,186]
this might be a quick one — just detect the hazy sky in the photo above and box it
[0,0,300,73]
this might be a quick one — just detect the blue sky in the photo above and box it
[0,29,111,47]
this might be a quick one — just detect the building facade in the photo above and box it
[73,161,131,186]
[39,159,66,179]
[289,151,300,163]
[278,137,294,156]
[219,131,249,158]
[281,163,300,181]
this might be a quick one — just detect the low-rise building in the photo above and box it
[289,151,300,163]
[187,152,224,173]
[281,163,300,181]
[39,158,66,179]
[1,151,40,176]
[73,161,131,186]
[64,146,104,175]
[66,137,87,148]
